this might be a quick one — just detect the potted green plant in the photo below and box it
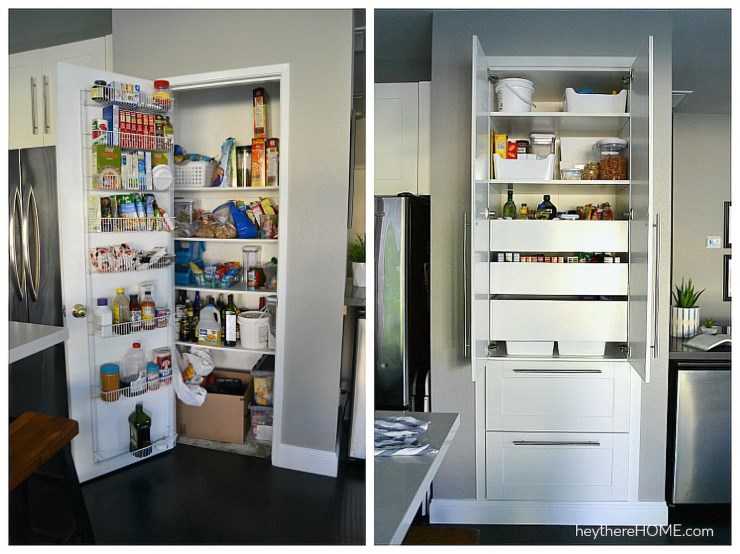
[701,317,719,335]
[348,234,366,287]
[670,278,705,338]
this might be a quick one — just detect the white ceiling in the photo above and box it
[375,9,731,115]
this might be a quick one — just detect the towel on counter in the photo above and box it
[374,416,437,457]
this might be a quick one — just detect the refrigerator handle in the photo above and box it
[463,211,471,358]
[651,212,661,359]
[43,74,51,134]
[10,188,26,301]
[23,185,41,302]
[30,76,39,135]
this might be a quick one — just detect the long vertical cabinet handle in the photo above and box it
[652,213,661,358]
[463,211,471,358]
[43,75,51,134]
[9,188,26,301]
[23,186,41,302]
[30,76,39,135]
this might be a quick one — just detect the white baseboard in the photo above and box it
[272,443,339,478]
[430,499,668,526]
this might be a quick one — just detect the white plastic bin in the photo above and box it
[506,341,555,356]
[558,341,607,356]
[564,88,628,113]
[493,153,554,180]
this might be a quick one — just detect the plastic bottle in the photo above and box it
[94,298,113,337]
[196,303,222,346]
[112,288,130,335]
[152,79,172,111]
[121,342,147,397]
[141,288,156,330]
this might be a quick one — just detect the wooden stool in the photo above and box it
[10,412,95,544]
[403,525,481,545]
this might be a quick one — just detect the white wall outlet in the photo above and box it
[706,236,722,248]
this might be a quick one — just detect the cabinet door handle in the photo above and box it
[43,74,50,134]
[651,213,660,359]
[512,440,601,447]
[512,369,602,374]
[30,76,39,135]
[463,211,471,358]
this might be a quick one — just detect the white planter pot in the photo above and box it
[670,306,701,338]
[352,262,366,287]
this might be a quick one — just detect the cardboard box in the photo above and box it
[253,87,266,138]
[176,369,253,444]
[251,138,266,187]
[266,138,279,187]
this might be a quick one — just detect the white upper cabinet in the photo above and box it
[374,82,430,196]
[10,36,109,149]
[470,36,656,383]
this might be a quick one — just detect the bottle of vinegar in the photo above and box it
[502,190,517,219]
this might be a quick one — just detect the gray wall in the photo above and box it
[112,9,353,455]
[672,114,732,324]
[428,9,673,502]
[9,9,112,53]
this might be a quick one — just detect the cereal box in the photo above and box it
[253,88,267,138]
[251,138,266,187]
[266,138,279,187]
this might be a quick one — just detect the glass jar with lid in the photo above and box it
[152,79,173,111]
[596,138,627,180]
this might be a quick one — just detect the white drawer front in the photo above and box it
[485,362,630,432]
[490,300,627,342]
[486,431,629,501]
[490,263,628,296]
[490,220,628,252]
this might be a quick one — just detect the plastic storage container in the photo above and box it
[493,153,555,180]
[252,370,274,406]
[248,403,274,441]
[596,138,628,180]
[174,160,217,188]
[494,78,535,112]
[564,88,627,113]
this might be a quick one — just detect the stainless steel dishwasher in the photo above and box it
[669,360,731,504]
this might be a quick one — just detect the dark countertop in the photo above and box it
[669,328,731,362]
[345,278,365,308]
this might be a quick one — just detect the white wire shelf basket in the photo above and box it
[89,130,174,152]
[93,375,173,402]
[89,173,173,192]
[84,87,174,113]
[89,252,175,274]
[87,216,174,233]
[90,312,172,337]
[93,432,176,465]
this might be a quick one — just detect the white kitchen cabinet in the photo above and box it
[9,36,109,149]
[374,82,430,196]
[469,36,659,520]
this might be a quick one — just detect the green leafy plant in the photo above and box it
[703,317,716,328]
[348,234,366,263]
[672,278,705,308]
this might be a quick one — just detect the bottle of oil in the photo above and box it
[224,294,238,347]
[129,402,152,458]
[502,190,517,219]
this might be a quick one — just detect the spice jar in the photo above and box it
[91,80,107,103]
[100,363,120,402]
[596,138,627,180]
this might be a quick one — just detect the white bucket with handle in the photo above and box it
[495,78,536,112]
[238,311,269,349]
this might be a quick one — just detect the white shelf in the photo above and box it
[175,237,278,244]
[486,179,629,186]
[489,112,630,136]
[174,186,280,194]
[175,283,277,296]
[175,341,274,356]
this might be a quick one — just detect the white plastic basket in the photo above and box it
[564,88,628,113]
[174,160,216,188]
[493,153,554,180]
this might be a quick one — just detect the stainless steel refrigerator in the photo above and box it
[374,194,430,411]
[9,147,68,418]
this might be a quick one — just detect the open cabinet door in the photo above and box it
[470,36,491,380]
[627,37,654,383]
[56,63,176,482]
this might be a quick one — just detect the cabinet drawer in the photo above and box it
[490,300,627,342]
[485,362,630,432]
[485,431,629,501]
[490,220,628,252]
[490,262,628,296]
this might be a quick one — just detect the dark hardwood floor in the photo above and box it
[80,444,365,545]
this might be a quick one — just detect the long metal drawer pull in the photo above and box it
[512,369,602,374]
[463,210,470,358]
[10,188,25,300]
[24,186,41,301]
[43,75,50,134]
[512,440,601,447]
[651,213,661,359]
[30,76,38,134]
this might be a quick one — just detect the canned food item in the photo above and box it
[505,252,513,262]
[147,362,160,391]
[156,307,169,328]
[516,140,529,155]
[558,256,564,264]
[497,252,505,262]
[537,255,544,263]
[153,348,172,385]
[544,256,551,263]
[513,253,520,262]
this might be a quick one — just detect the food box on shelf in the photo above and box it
[493,153,554,180]
[564,88,628,113]
[176,369,253,444]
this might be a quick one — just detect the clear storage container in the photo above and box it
[596,138,628,180]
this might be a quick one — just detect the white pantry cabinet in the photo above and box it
[10,37,110,149]
[469,35,660,520]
